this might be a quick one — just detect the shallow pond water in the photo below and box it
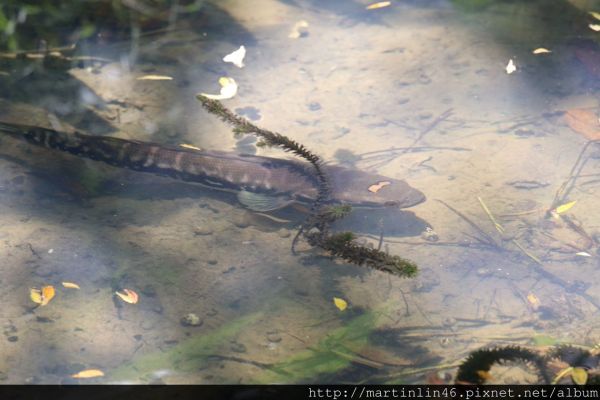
[0,0,599,384]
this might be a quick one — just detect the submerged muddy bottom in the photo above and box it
[0,0,599,384]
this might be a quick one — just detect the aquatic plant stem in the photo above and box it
[197,96,418,277]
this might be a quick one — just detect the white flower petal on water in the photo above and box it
[223,46,246,68]
[200,77,238,100]
[505,58,516,74]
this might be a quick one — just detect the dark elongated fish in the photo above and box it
[0,121,425,211]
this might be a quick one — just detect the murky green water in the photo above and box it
[0,0,599,384]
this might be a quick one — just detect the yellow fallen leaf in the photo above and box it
[527,293,541,310]
[589,24,600,31]
[366,1,391,10]
[288,20,309,39]
[333,297,347,311]
[115,288,139,304]
[554,200,576,214]
[30,285,55,306]
[62,282,80,289]
[368,181,391,193]
[30,288,43,304]
[572,367,588,385]
[553,366,573,384]
[223,45,246,68]
[199,77,237,100]
[71,369,104,379]
[179,143,203,151]
[532,48,551,54]
[505,59,516,74]
[590,11,600,21]
[136,75,173,81]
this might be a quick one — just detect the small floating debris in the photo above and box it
[30,285,55,306]
[179,143,202,151]
[505,59,516,74]
[576,252,592,257]
[526,293,541,310]
[62,282,80,289]
[532,48,551,55]
[181,313,203,327]
[507,180,549,190]
[333,297,348,311]
[288,20,309,39]
[136,75,173,81]
[199,77,237,100]
[589,24,600,32]
[71,369,104,379]
[223,45,246,68]
[115,288,139,304]
[366,1,391,10]
[368,181,391,193]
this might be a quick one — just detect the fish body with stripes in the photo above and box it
[0,122,426,211]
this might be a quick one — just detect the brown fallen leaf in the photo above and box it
[71,369,104,379]
[564,109,600,140]
[115,288,139,304]
[368,181,391,193]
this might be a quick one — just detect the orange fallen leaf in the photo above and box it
[368,181,391,193]
[476,370,493,382]
[30,285,55,306]
[564,109,600,141]
[71,369,104,379]
[62,282,80,289]
[115,288,139,304]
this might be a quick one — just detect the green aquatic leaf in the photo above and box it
[532,335,559,347]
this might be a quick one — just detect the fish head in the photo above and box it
[325,165,426,209]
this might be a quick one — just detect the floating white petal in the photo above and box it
[505,59,516,74]
[223,46,246,68]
